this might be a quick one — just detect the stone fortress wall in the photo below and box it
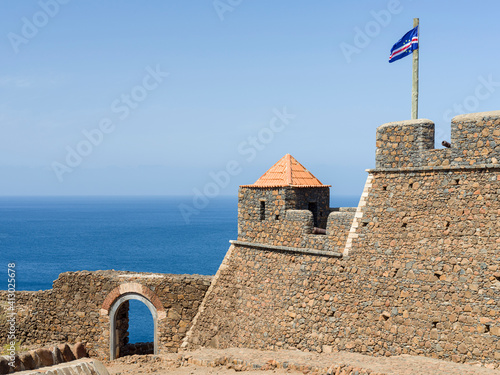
[0,271,211,360]
[184,111,500,365]
[1,110,499,367]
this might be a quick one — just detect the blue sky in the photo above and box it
[1,0,499,198]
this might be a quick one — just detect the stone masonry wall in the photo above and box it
[286,188,331,228]
[346,167,500,363]
[186,167,500,364]
[184,244,344,351]
[0,271,211,360]
[327,208,356,253]
[238,187,330,231]
[376,111,500,169]
[238,187,354,253]
[186,111,500,366]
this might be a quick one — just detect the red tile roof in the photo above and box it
[241,154,330,188]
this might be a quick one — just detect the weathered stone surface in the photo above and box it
[12,359,110,375]
[13,355,23,372]
[29,350,42,369]
[51,346,64,364]
[0,357,11,374]
[36,348,54,367]
[20,352,36,370]
[6,343,92,373]
[72,342,88,360]
[58,344,76,363]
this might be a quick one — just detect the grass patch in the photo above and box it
[1,341,21,356]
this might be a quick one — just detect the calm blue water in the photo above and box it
[0,195,358,343]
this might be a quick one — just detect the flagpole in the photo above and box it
[411,18,419,119]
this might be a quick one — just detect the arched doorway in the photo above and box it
[109,292,158,360]
[101,282,166,360]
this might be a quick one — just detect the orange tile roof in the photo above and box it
[241,154,330,188]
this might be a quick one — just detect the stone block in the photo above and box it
[36,348,54,367]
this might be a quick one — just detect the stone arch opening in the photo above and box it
[101,282,166,360]
[109,293,158,359]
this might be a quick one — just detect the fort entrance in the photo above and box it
[100,282,166,360]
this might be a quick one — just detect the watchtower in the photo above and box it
[238,154,330,240]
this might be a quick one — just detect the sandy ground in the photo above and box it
[103,348,500,375]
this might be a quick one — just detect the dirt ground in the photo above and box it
[104,348,500,375]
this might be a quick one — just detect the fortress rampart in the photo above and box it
[185,111,500,366]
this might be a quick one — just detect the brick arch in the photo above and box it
[100,282,166,319]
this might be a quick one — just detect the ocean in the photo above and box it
[0,195,359,343]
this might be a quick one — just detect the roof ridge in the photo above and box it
[285,154,292,185]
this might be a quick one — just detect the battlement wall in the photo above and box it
[376,110,500,169]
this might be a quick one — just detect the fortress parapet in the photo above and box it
[375,110,500,169]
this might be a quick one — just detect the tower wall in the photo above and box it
[237,186,347,251]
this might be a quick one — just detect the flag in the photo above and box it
[389,26,418,63]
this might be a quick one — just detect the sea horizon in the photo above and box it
[1,194,360,343]
[1,194,360,291]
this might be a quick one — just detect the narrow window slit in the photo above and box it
[260,201,265,221]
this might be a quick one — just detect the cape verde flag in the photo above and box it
[389,26,418,63]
